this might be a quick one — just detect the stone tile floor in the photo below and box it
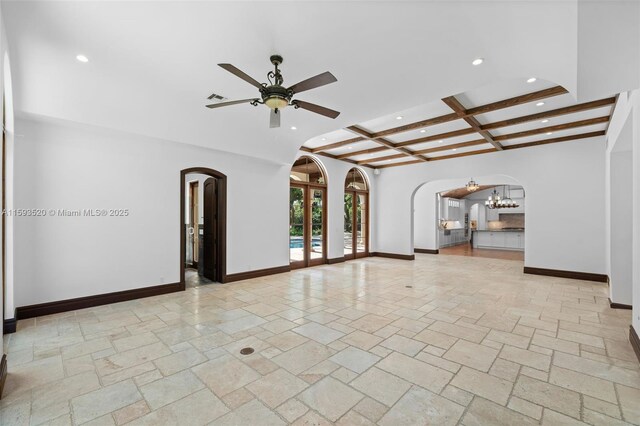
[1,254,639,425]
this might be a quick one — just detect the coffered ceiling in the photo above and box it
[301,79,616,168]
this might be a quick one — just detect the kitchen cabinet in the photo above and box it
[473,230,524,251]
[438,228,468,248]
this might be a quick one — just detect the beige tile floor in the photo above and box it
[1,254,639,425]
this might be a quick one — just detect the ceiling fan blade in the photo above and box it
[205,98,257,109]
[270,109,281,128]
[218,63,264,89]
[293,100,340,119]
[288,71,337,94]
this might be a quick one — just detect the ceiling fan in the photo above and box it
[206,55,340,128]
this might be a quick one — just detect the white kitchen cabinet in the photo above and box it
[473,231,524,251]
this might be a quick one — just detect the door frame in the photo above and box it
[187,180,199,267]
[344,188,369,260]
[290,182,327,269]
[180,168,226,288]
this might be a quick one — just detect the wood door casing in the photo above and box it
[202,177,217,281]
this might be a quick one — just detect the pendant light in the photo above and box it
[466,178,480,192]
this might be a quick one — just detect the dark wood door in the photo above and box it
[203,178,217,281]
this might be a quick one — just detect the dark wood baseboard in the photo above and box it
[16,282,183,320]
[523,266,608,283]
[223,265,291,283]
[3,317,16,334]
[371,252,415,261]
[415,248,439,254]
[0,354,6,400]
[327,257,346,264]
[609,298,632,310]
[630,326,640,363]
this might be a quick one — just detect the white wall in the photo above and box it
[9,117,376,309]
[377,139,606,274]
[293,152,375,260]
[13,115,292,307]
[413,191,436,250]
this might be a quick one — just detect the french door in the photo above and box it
[290,184,326,268]
[344,190,368,259]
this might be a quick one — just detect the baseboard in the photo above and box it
[371,252,415,261]
[609,298,632,310]
[630,326,640,363]
[0,354,6,400]
[3,317,16,334]
[223,265,291,283]
[327,257,346,264]
[523,266,608,283]
[415,248,439,254]
[16,282,183,320]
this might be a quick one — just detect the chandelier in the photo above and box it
[466,178,479,192]
[486,186,519,209]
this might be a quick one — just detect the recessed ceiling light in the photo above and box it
[546,132,553,135]
[420,129,426,133]
[438,140,443,144]
[452,148,457,151]
[472,58,484,66]
[396,116,403,120]
[76,54,89,63]
[536,102,545,107]
[321,137,326,141]
[348,146,353,150]
[369,153,374,156]
[541,119,549,123]
[527,77,537,83]
[290,126,297,130]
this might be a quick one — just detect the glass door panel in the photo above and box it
[357,194,367,253]
[290,187,305,264]
[344,193,353,256]
[309,189,324,262]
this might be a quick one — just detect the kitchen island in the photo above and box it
[472,229,524,251]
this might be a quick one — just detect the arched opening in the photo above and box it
[344,168,369,259]
[289,156,327,268]
[180,167,227,287]
[413,176,525,261]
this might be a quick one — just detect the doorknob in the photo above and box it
[188,227,195,235]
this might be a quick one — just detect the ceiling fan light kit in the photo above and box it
[207,55,340,128]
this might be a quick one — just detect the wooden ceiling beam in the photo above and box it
[310,136,366,153]
[464,85,568,116]
[336,145,388,160]
[412,139,488,155]
[493,116,609,142]
[375,159,425,169]
[373,130,605,168]
[369,112,460,139]
[346,125,429,163]
[481,97,616,131]
[428,148,498,162]
[356,153,407,165]
[502,130,606,150]
[299,146,360,165]
[442,96,504,151]
[394,128,477,148]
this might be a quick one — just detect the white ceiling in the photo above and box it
[2,1,630,165]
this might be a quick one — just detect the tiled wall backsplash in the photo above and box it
[488,213,525,229]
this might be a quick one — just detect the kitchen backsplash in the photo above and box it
[488,213,525,229]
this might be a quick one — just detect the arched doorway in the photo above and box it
[180,167,227,287]
[290,156,327,268]
[344,168,369,259]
